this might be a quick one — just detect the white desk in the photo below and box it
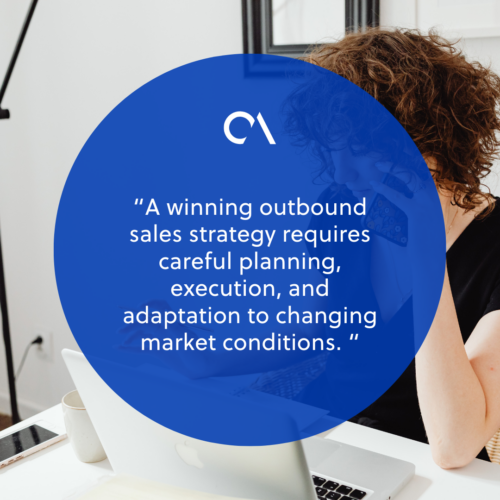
[1,404,499,499]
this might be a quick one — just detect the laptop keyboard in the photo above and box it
[312,475,368,499]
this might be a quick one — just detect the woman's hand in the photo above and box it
[369,160,446,253]
[367,161,446,334]
[369,160,470,251]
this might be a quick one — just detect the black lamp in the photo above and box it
[0,0,39,424]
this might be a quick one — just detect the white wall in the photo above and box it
[0,0,242,418]
[458,37,500,193]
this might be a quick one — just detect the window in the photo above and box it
[242,0,380,59]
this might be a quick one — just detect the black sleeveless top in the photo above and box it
[305,192,500,462]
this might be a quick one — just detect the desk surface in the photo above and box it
[0,404,498,499]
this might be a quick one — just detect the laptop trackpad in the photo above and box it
[302,437,342,469]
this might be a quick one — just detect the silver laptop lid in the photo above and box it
[62,349,316,500]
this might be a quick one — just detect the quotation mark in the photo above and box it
[350,334,359,340]
[135,199,143,205]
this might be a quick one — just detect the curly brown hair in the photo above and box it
[303,28,500,215]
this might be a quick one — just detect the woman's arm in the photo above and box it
[370,166,500,468]
[416,268,500,468]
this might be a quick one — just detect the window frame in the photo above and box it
[242,0,380,59]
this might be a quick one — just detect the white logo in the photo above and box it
[175,441,204,469]
[224,111,276,145]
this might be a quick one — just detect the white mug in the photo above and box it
[62,390,107,463]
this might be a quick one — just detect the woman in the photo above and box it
[294,28,500,468]
[120,29,500,468]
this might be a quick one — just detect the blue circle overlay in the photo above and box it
[55,54,446,446]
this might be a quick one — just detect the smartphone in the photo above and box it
[0,420,66,469]
[362,173,413,247]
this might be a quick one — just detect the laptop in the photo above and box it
[62,349,414,500]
